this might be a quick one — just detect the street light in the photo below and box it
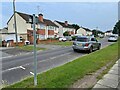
[33,14,37,86]
[13,0,18,46]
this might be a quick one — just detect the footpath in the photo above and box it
[93,59,119,89]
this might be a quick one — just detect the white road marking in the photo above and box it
[50,57,56,59]
[20,66,26,70]
[3,66,21,72]
[30,72,34,75]
[2,66,26,73]
[0,55,13,59]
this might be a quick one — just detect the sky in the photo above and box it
[1,2,118,32]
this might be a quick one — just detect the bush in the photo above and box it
[72,36,77,40]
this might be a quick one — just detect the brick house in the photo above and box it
[54,21,75,37]
[7,12,58,44]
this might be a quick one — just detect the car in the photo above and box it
[72,36,101,53]
[108,35,118,42]
[25,40,30,45]
[99,34,104,38]
[59,37,67,42]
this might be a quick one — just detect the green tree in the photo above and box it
[92,30,104,37]
[72,24,80,34]
[63,31,70,36]
[113,20,120,36]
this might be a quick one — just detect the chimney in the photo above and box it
[65,21,68,26]
[38,14,43,22]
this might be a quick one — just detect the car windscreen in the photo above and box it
[76,37,89,42]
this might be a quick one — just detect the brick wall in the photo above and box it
[37,29,45,35]
[48,30,54,35]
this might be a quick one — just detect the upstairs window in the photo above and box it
[40,24,45,29]
[48,26,54,30]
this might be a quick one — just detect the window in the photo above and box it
[91,38,97,42]
[48,26,54,30]
[77,37,89,42]
[40,24,45,29]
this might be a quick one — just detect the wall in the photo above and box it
[8,13,27,34]
[54,21,63,37]
[77,28,86,36]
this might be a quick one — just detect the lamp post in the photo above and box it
[13,0,18,46]
[33,14,37,86]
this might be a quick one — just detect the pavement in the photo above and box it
[93,59,120,89]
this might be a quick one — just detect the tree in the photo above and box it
[92,30,104,37]
[63,31,70,36]
[72,24,80,34]
[113,20,120,36]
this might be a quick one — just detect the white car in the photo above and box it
[25,40,30,45]
[59,37,67,42]
[108,35,118,42]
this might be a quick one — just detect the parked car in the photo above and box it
[59,37,67,42]
[25,40,30,45]
[64,36,72,41]
[99,34,104,38]
[72,36,101,53]
[108,35,118,42]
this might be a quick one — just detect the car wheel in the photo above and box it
[89,47,93,53]
[73,49,77,52]
[97,45,101,50]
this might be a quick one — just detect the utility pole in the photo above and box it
[13,0,18,46]
[33,14,37,86]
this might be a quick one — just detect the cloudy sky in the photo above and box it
[1,1,119,32]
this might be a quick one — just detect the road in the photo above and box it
[1,37,114,85]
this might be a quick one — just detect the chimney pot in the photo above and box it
[65,21,68,26]
[38,14,43,22]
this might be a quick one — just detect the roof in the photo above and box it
[7,12,58,27]
[82,27,92,32]
[43,19,58,27]
[55,21,74,29]
[105,30,113,33]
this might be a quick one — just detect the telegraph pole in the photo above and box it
[33,14,37,86]
[13,0,18,46]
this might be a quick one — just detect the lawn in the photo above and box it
[49,41,73,46]
[5,42,118,88]
[18,45,46,51]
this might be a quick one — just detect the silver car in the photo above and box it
[108,35,118,42]
[72,36,101,53]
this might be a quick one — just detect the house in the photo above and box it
[76,27,86,36]
[7,12,58,44]
[54,21,75,37]
[76,27,92,36]
[105,30,113,36]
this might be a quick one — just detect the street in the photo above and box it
[2,37,114,85]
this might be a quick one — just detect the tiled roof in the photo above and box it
[105,30,112,33]
[82,27,92,32]
[43,19,58,27]
[7,12,58,27]
[55,21,74,29]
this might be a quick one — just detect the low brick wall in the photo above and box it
[37,39,59,44]
[14,42,25,47]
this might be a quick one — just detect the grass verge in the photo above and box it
[18,45,46,51]
[49,41,73,46]
[5,42,118,88]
